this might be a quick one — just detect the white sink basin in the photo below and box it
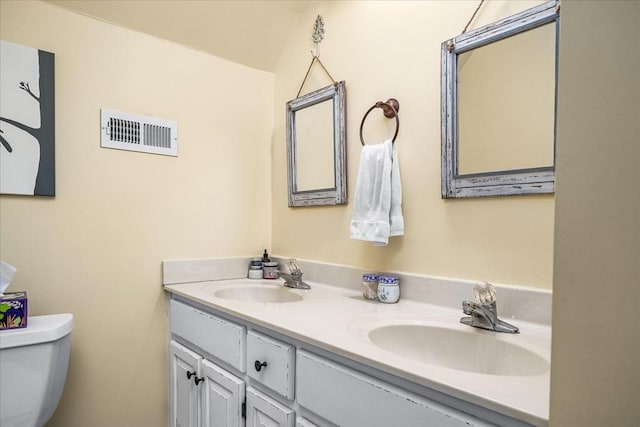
[367,323,549,376]
[203,284,303,303]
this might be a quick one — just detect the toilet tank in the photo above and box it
[0,313,73,427]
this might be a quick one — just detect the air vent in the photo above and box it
[101,109,178,156]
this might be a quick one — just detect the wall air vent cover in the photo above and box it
[100,109,178,156]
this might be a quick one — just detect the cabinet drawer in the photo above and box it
[247,330,295,400]
[170,299,246,372]
[296,350,492,427]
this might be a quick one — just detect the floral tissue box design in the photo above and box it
[0,291,28,330]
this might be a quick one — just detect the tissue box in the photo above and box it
[0,291,28,330]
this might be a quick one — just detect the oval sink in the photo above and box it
[210,285,303,303]
[368,324,549,376]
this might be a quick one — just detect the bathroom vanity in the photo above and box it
[164,259,551,427]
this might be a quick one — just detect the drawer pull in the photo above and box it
[186,370,196,379]
[194,376,204,385]
[254,360,268,372]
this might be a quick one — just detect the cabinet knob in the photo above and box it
[254,360,268,372]
[186,370,196,379]
[194,376,204,385]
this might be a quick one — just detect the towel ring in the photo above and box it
[359,98,400,146]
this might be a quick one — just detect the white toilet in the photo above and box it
[0,313,73,427]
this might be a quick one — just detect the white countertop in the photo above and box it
[164,278,550,426]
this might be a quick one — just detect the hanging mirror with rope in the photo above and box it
[286,15,347,207]
[441,0,559,198]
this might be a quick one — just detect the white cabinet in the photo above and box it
[245,387,295,427]
[169,295,532,427]
[170,300,246,372]
[169,299,296,427]
[295,418,318,427]
[169,340,245,427]
[297,350,493,427]
[246,331,295,400]
[201,359,245,427]
[169,341,201,427]
[169,300,247,427]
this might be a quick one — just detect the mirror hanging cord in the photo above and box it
[449,0,486,52]
[462,0,486,33]
[296,15,337,97]
[296,55,337,97]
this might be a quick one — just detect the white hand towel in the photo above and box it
[350,139,404,246]
[387,141,404,239]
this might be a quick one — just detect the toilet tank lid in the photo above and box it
[0,313,74,349]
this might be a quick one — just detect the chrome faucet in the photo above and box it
[277,259,311,290]
[460,281,519,334]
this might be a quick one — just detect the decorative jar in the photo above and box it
[361,274,379,300]
[377,276,400,303]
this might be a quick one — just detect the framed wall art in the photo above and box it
[0,40,55,196]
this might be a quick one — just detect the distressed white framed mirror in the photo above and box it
[286,81,346,207]
[441,0,559,198]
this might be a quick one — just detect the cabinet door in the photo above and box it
[169,341,202,427]
[296,417,319,427]
[246,386,295,427]
[200,359,245,427]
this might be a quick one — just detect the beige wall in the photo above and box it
[271,0,554,289]
[0,1,272,426]
[551,1,640,425]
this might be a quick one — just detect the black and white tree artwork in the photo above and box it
[0,40,55,196]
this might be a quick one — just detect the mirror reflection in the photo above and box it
[293,100,335,191]
[457,22,556,175]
